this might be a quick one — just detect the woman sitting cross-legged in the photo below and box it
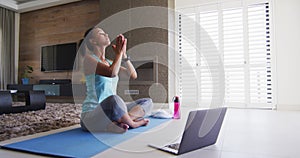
[79,27,153,133]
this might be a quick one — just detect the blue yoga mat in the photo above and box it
[2,118,169,158]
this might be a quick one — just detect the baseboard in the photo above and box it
[277,104,300,111]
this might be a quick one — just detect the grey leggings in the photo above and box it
[80,95,153,132]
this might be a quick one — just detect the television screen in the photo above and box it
[41,42,77,72]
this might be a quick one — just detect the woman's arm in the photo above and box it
[83,35,125,77]
[83,54,122,77]
[116,34,137,79]
[119,59,137,79]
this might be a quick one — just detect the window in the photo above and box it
[177,2,274,108]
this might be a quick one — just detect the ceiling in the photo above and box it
[13,0,37,5]
[0,0,81,13]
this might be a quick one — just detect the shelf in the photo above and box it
[7,84,86,97]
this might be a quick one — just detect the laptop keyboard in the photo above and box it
[166,143,180,150]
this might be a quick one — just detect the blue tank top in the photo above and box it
[82,54,119,112]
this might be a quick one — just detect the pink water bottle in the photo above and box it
[173,96,180,119]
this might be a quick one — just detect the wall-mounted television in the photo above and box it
[41,42,77,72]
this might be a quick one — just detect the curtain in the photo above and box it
[0,7,16,89]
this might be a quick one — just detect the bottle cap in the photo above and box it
[173,96,179,102]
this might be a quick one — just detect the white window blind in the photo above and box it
[199,11,221,106]
[178,14,198,106]
[177,2,273,108]
[223,8,246,107]
[248,3,272,106]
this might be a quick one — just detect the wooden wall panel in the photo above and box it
[19,0,169,103]
[99,0,169,103]
[19,0,101,84]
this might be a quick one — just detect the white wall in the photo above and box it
[175,0,300,110]
[274,0,300,110]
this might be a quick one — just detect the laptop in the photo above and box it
[148,107,227,155]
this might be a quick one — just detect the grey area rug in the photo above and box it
[0,103,82,142]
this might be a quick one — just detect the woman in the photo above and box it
[79,27,153,133]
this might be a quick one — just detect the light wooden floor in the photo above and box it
[1,108,300,158]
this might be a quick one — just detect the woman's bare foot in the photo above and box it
[107,122,129,133]
[130,118,150,128]
[141,118,150,126]
[117,113,150,129]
